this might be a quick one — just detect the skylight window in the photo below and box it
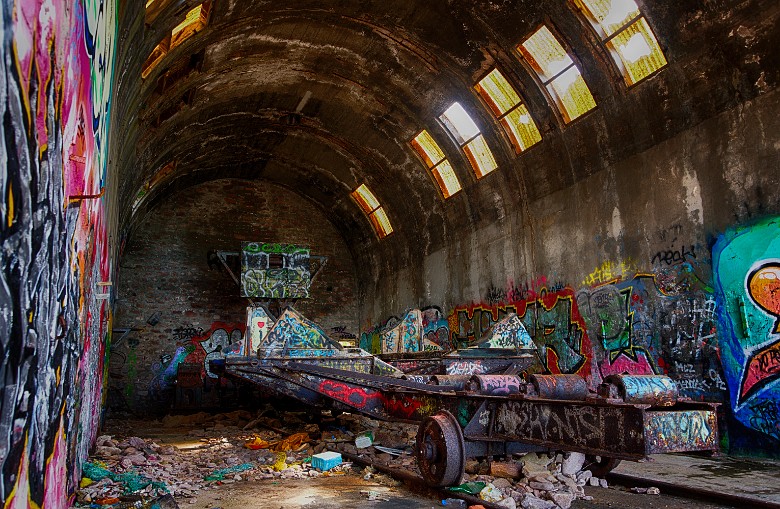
[475,68,542,153]
[351,184,393,238]
[518,26,596,123]
[574,0,667,85]
[142,1,212,79]
[439,103,497,178]
[411,130,462,199]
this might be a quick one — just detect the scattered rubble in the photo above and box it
[72,409,618,509]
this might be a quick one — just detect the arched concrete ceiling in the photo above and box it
[112,0,779,280]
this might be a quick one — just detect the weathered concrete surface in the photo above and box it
[613,454,780,505]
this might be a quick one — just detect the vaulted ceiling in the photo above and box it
[111,0,779,280]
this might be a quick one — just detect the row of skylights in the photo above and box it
[410,0,666,200]
[351,184,393,238]
[142,1,212,79]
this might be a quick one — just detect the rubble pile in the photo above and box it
[454,452,605,509]
[72,408,646,509]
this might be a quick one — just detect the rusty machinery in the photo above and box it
[211,358,719,487]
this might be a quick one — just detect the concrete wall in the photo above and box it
[363,87,780,455]
[0,0,119,506]
[113,179,358,413]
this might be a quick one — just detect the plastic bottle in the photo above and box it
[441,498,467,508]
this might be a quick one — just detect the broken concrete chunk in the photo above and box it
[520,494,557,509]
[561,452,585,476]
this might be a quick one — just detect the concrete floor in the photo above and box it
[182,474,746,509]
[614,453,780,506]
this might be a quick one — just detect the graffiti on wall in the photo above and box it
[576,264,725,399]
[0,0,117,506]
[361,307,452,355]
[450,287,592,379]
[240,242,311,298]
[181,323,246,379]
[714,217,780,441]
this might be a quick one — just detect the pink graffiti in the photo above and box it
[381,394,423,419]
[599,350,656,379]
[319,380,381,409]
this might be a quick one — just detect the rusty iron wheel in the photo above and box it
[415,410,465,487]
[584,454,622,477]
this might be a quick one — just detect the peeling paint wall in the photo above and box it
[0,0,118,506]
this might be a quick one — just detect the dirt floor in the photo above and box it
[76,410,745,509]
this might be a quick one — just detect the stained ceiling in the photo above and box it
[112,0,779,279]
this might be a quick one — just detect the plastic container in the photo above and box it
[441,498,466,508]
[311,451,342,471]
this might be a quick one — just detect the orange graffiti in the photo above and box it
[748,263,780,333]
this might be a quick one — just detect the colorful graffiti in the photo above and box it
[714,217,780,441]
[577,268,725,399]
[262,308,335,351]
[476,314,534,350]
[361,307,452,355]
[450,287,592,379]
[0,0,117,506]
[181,322,246,379]
[240,242,311,298]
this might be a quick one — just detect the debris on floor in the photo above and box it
[71,408,616,509]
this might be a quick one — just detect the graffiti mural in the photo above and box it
[240,242,311,298]
[449,287,592,379]
[0,0,118,506]
[714,217,780,442]
[421,306,451,351]
[259,307,337,353]
[381,309,423,354]
[360,307,452,356]
[181,323,246,379]
[577,267,725,399]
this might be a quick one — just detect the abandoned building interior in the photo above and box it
[1,0,780,507]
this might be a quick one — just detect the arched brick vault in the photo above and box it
[114,1,778,290]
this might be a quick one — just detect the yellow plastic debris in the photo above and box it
[79,477,94,488]
[272,451,287,471]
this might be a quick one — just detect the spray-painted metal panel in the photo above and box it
[644,409,718,453]
[240,242,310,298]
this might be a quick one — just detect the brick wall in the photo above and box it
[112,179,358,413]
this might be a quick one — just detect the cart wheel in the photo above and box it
[415,410,466,487]
[584,455,621,477]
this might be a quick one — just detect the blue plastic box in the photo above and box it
[312,451,342,471]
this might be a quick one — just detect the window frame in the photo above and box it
[570,0,668,87]
[350,184,394,239]
[410,129,463,200]
[473,67,543,155]
[515,23,598,125]
[142,1,213,80]
[437,102,498,179]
